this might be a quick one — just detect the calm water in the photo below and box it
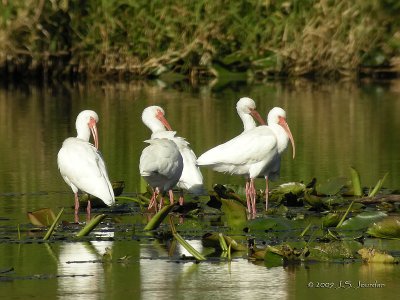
[0,79,400,299]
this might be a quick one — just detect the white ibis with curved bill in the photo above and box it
[236,97,266,131]
[142,106,203,204]
[197,107,295,214]
[57,110,115,222]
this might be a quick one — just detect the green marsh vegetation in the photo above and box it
[1,0,400,80]
[21,167,400,266]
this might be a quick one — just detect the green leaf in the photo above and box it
[322,213,341,228]
[264,249,284,267]
[76,214,107,237]
[336,201,354,228]
[202,232,247,251]
[144,204,176,231]
[340,211,387,231]
[220,199,247,230]
[350,167,362,196]
[316,177,348,196]
[169,218,206,261]
[27,208,56,227]
[367,217,400,239]
[270,182,306,204]
[308,241,362,261]
[43,208,64,240]
[368,173,389,197]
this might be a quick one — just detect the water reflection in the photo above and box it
[140,240,288,299]
[1,80,399,204]
[57,240,113,300]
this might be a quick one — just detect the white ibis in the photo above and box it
[141,106,203,204]
[236,97,266,131]
[139,138,183,210]
[197,107,295,214]
[57,110,115,222]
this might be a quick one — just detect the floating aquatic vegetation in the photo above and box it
[322,213,341,228]
[27,208,57,227]
[43,208,64,241]
[169,218,206,261]
[270,182,307,206]
[350,167,363,197]
[340,211,387,231]
[358,248,398,263]
[144,204,176,231]
[202,232,247,252]
[76,214,107,238]
[367,217,400,239]
[212,184,245,205]
[368,173,389,197]
[115,196,149,207]
[316,177,348,196]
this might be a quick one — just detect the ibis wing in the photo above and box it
[57,138,114,204]
[197,126,277,167]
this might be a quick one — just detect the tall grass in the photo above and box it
[0,0,399,79]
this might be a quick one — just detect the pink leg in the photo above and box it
[159,196,164,211]
[87,200,91,221]
[245,180,251,213]
[74,193,79,223]
[178,190,184,206]
[148,187,160,212]
[265,176,269,211]
[169,190,175,205]
[250,179,257,215]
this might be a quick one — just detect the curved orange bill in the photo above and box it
[89,117,99,149]
[156,110,173,131]
[250,109,266,125]
[278,117,295,159]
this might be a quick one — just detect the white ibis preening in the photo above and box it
[197,106,294,214]
[57,110,115,222]
[236,97,266,131]
[141,106,203,204]
[139,138,183,210]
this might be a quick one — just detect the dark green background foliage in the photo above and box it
[1,0,400,78]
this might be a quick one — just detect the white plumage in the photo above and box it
[139,138,183,210]
[197,106,295,214]
[141,106,204,200]
[236,97,266,131]
[57,110,115,222]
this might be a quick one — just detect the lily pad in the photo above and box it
[367,217,400,239]
[303,192,324,210]
[322,213,341,228]
[27,208,56,227]
[270,182,306,206]
[246,216,293,233]
[263,244,303,267]
[316,177,348,196]
[340,211,387,231]
[220,199,247,230]
[308,241,362,261]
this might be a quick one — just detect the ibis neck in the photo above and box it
[76,123,91,142]
[269,124,289,154]
[238,111,257,131]
[145,119,167,134]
